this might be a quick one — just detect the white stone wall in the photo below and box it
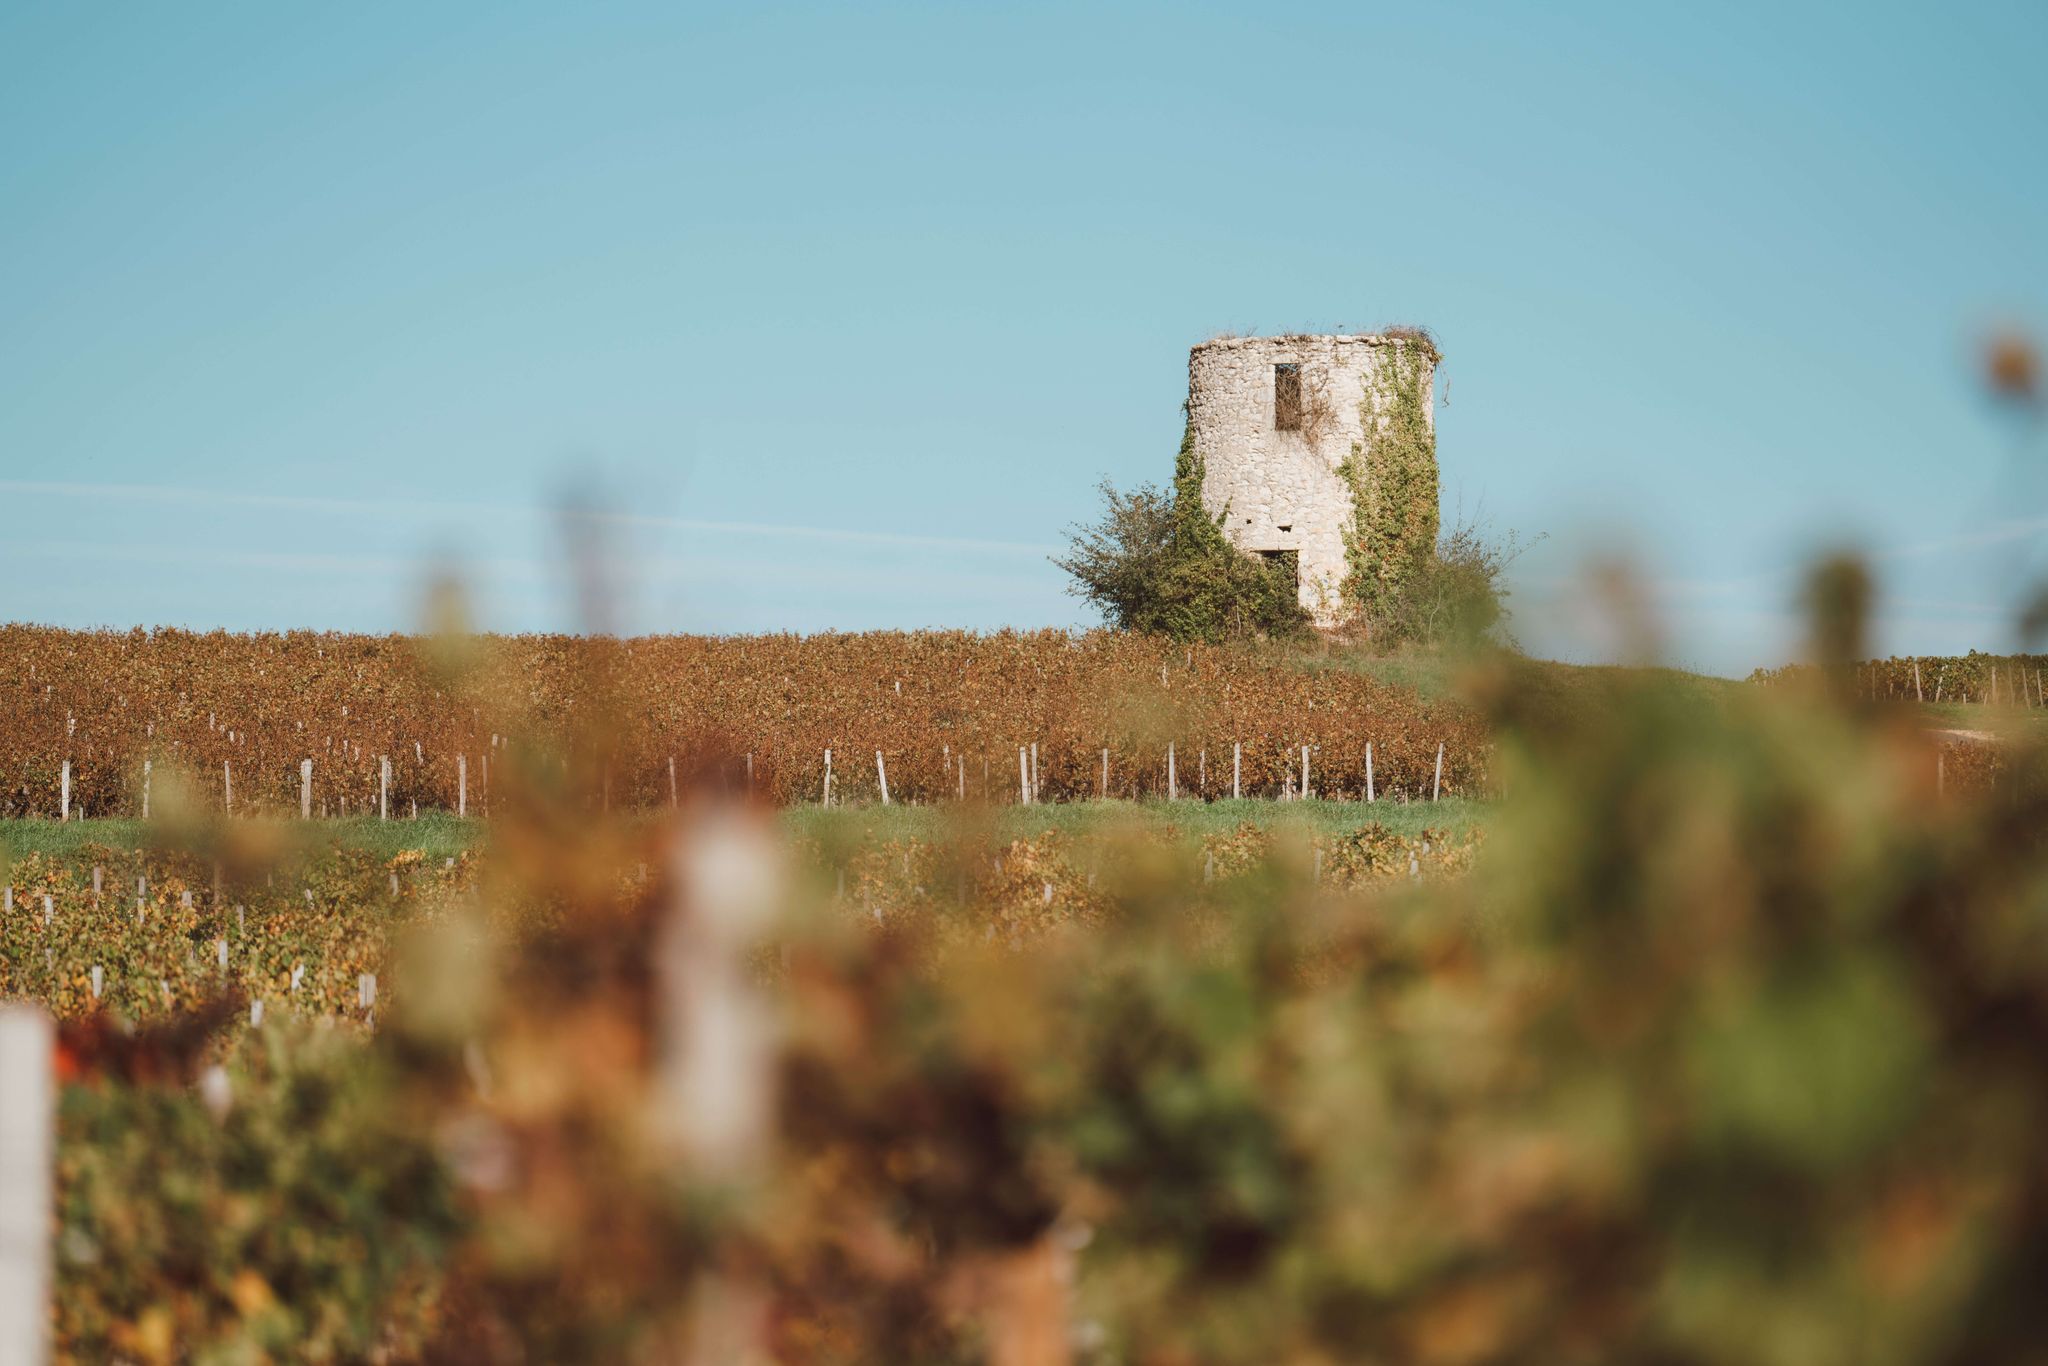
[1186,334,1436,626]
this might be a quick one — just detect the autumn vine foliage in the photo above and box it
[0,624,1486,816]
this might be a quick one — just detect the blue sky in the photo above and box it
[2,1,2043,674]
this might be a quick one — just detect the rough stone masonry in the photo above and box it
[1187,333,1438,627]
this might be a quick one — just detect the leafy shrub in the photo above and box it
[1056,421,1311,644]
[1360,513,1536,650]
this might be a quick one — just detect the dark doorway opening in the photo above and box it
[1257,548,1299,591]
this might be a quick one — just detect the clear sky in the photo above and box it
[3,2,2043,674]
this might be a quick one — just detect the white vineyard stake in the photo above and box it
[1101,748,1109,799]
[142,758,151,819]
[1018,747,1030,804]
[379,755,390,821]
[1433,743,1444,802]
[0,1007,53,1366]
[1234,742,1242,800]
[59,762,69,823]
[458,755,468,817]
[876,751,890,806]
[1168,743,1176,801]
[1366,742,1376,803]
[1301,745,1311,801]
[300,759,313,819]
[222,761,232,814]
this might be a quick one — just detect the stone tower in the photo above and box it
[1186,333,1438,627]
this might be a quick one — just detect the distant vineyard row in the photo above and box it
[1750,650,2048,704]
[0,626,1488,817]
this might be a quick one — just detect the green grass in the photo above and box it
[1913,700,2048,736]
[3,798,1488,865]
[786,796,1488,845]
[0,813,486,863]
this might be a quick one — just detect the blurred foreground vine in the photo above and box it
[15,555,2048,1364]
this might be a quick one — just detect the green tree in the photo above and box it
[1056,420,1310,643]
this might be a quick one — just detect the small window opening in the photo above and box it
[1273,364,1302,431]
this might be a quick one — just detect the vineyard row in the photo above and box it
[1751,650,2048,704]
[1,625,1489,816]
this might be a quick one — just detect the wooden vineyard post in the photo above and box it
[59,762,69,823]
[379,756,390,821]
[1433,743,1444,802]
[223,761,232,814]
[1233,742,1242,800]
[0,1006,51,1366]
[300,759,313,819]
[1301,745,1311,801]
[1100,748,1109,799]
[1030,743,1039,802]
[669,756,678,809]
[823,750,833,807]
[1018,748,1030,804]
[142,758,151,819]
[1913,658,1923,702]
[1199,747,1206,794]
[458,755,468,817]
[1168,743,1176,801]
[1366,742,1375,803]
[876,751,890,806]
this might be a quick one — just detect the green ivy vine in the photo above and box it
[1337,342,1438,625]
